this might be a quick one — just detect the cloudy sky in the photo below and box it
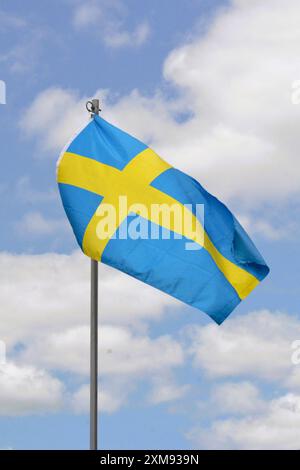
[1,0,300,450]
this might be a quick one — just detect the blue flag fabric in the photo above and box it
[57,114,269,324]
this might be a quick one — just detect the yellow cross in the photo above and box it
[57,148,259,299]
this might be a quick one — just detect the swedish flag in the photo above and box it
[57,114,269,324]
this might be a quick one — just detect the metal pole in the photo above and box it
[88,98,100,450]
[90,258,98,450]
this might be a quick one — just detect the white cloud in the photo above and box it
[15,176,56,204]
[0,251,179,347]
[20,87,92,154]
[187,310,300,383]
[72,381,131,414]
[1,248,300,434]
[188,393,300,450]
[162,0,300,204]
[0,10,26,31]
[0,14,55,74]
[0,251,185,415]
[72,0,150,48]
[21,325,90,375]
[147,376,190,405]
[22,324,184,377]
[72,1,103,28]
[286,368,300,390]
[17,211,67,236]
[99,325,184,376]
[0,362,64,416]
[104,21,150,49]
[0,246,192,418]
[237,213,299,241]
[210,381,264,415]
[49,325,186,413]
[185,309,300,449]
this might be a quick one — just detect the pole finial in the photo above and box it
[86,98,101,115]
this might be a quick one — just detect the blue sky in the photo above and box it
[1,0,300,450]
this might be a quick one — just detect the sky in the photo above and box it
[1,0,300,450]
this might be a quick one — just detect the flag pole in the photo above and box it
[90,257,98,450]
[87,98,100,450]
